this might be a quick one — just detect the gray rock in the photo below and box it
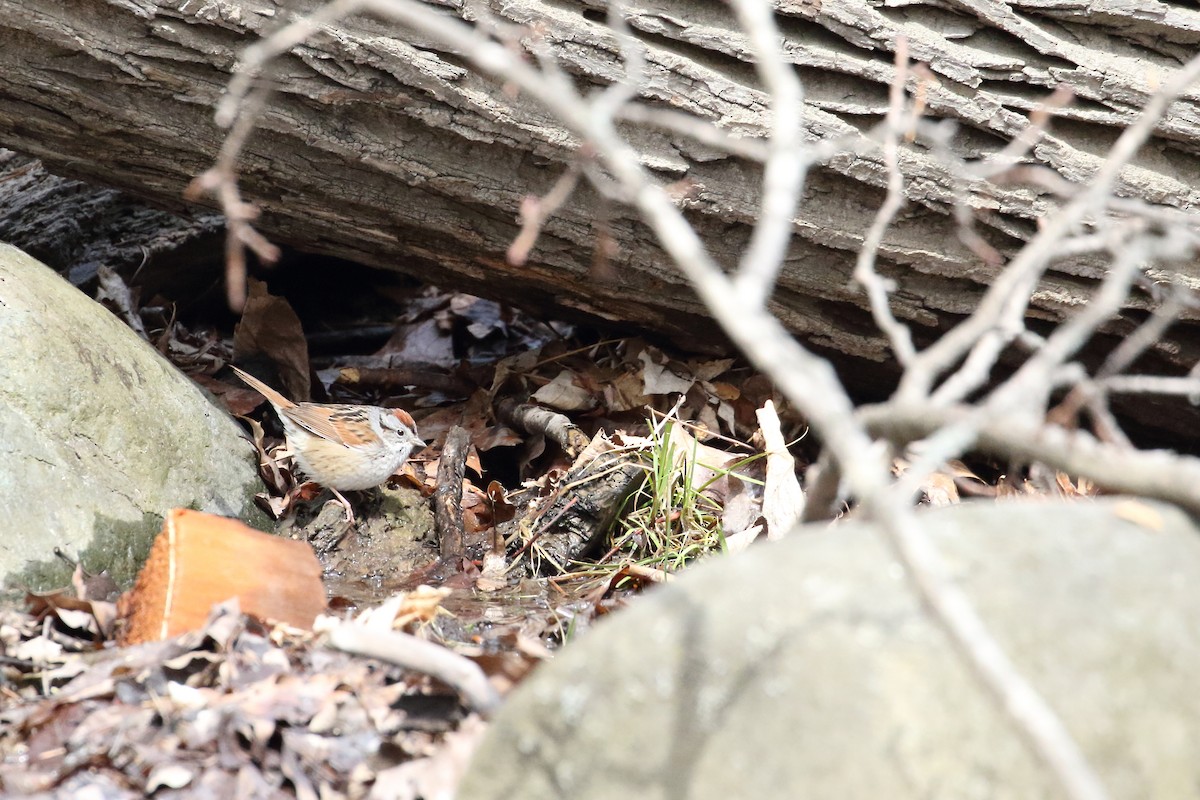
[0,244,261,588]
[460,499,1200,800]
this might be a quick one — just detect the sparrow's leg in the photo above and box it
[329,487,356,526]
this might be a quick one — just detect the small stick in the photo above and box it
[325,623,500,716]
[497,398,590,456]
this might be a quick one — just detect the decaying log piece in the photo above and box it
[511,433,646,573]
[0,151,224,295]
[434,426,471,561]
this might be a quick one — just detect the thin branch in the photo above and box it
[507,162,583,266]
[617,103,770,161]
[325,622,501,716]
[1100,375,1200,397]
[593,1,644,121]
[185,87,282,310]
[862,402,1200,517]
[987,234,1157,414]
[969,85,1075,180]
[728,0,807,307]
[1080,390,1135,449]
[904,229,1182,500]
[217,0,369,129]
[875,498,1109,800]
[434,426,471,562]
[948,85,1074,269]
[1096,286,1189,379]
[928,219,1183,408]
[852,37,917,365]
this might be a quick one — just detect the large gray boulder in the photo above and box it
[0,244,260,588]
[460,499,1200,799]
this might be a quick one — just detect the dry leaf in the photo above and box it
[232,279,311,400]
[639,349,694,396]
[921,472,960,506]
[476,552,509,593]
[757,401,804,539]
[603,370,650,412]
[689,358,734,382]
[531,370,596,411]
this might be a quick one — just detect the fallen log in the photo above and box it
[2,0,1200,437]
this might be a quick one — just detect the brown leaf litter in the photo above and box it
[1,604,492,799]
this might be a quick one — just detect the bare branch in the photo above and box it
[987,234,1158,415]
[1097,286,1190,379]
[325,621,501,716]
[876,501,1109,800]
[862,403,1200,518]
[1101,375,1200,397]
[728,0,806,308]
[218,0,369,129]
[184,87,282,310]
[852,38,917,365]
[507,163,583,266]
[948,85,1074,269]
[593,2,645,121]
[898,51,1200,405]
[969,85,1075,181]
[617,103,770,162]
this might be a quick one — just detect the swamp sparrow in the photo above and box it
[231,366,424,522]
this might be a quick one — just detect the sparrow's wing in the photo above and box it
[283,404,378,448]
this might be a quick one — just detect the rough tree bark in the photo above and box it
[2,0,1200,428]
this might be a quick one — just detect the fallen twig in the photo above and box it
[324,621,501,717]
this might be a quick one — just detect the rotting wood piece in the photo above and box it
[0,152,224,298]
[118,509,326,645]
[434,425,471,562]
[511,433,647,573]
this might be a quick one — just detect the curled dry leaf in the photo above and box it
[25,587,118,642]
[392,586,455,631]
[476,552,508,593]
[351,587,454,633]
[597,367,648,413]
[95,265,148,340]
